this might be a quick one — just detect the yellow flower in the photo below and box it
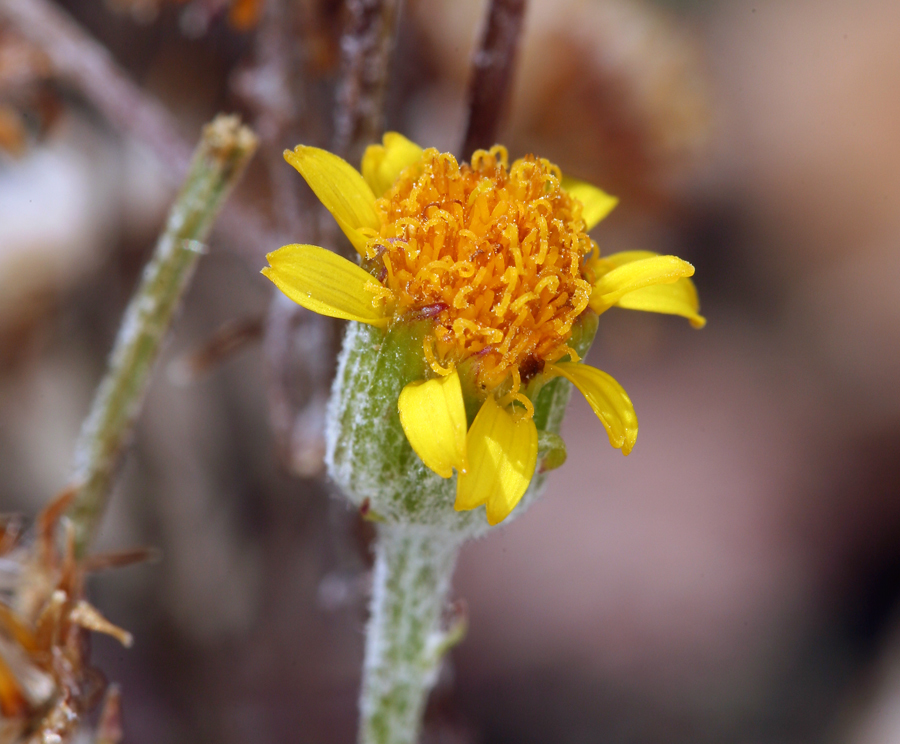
[263,133,704,525]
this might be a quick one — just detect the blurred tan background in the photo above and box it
[3,0,900,742]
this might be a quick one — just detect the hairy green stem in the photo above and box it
[359,524,463,744]
[67,114,258,556]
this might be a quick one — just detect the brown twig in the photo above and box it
[232,0,311,236]
[460,0,528,159]
[257,0,404,478]
[232,0,339,478]
[332,0,402,166]
[169,314,265,382]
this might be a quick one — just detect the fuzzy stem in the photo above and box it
[66,114,258,556]
[359,523,463,744]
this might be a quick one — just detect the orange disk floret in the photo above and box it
[368,146,595,394]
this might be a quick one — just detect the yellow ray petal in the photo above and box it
[284,145,379,255]
[594,249,656,268]
[546,362,638,455]
[398,369,468,479]
[597,251,704,326]
[262,244,389,325]
[361,132,424,198]
[589,252,695,314]
[616,279,706,328]
[561,176,619,230]
[455,397,538,525]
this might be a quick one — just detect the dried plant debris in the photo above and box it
[104,0,264,31]
[0,489,141,744]
[0,22,57,157]
[0,23,51,88]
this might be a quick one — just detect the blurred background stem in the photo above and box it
[460,0,527,158]
[332,0,402,170]
[66,114,258,556]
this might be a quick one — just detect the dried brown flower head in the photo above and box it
[0,489,139,744]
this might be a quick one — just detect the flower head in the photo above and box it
[263,133,704,526]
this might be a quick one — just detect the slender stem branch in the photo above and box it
[66,114,258,556]
[460,0,528,159]
[359,523,463,744]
